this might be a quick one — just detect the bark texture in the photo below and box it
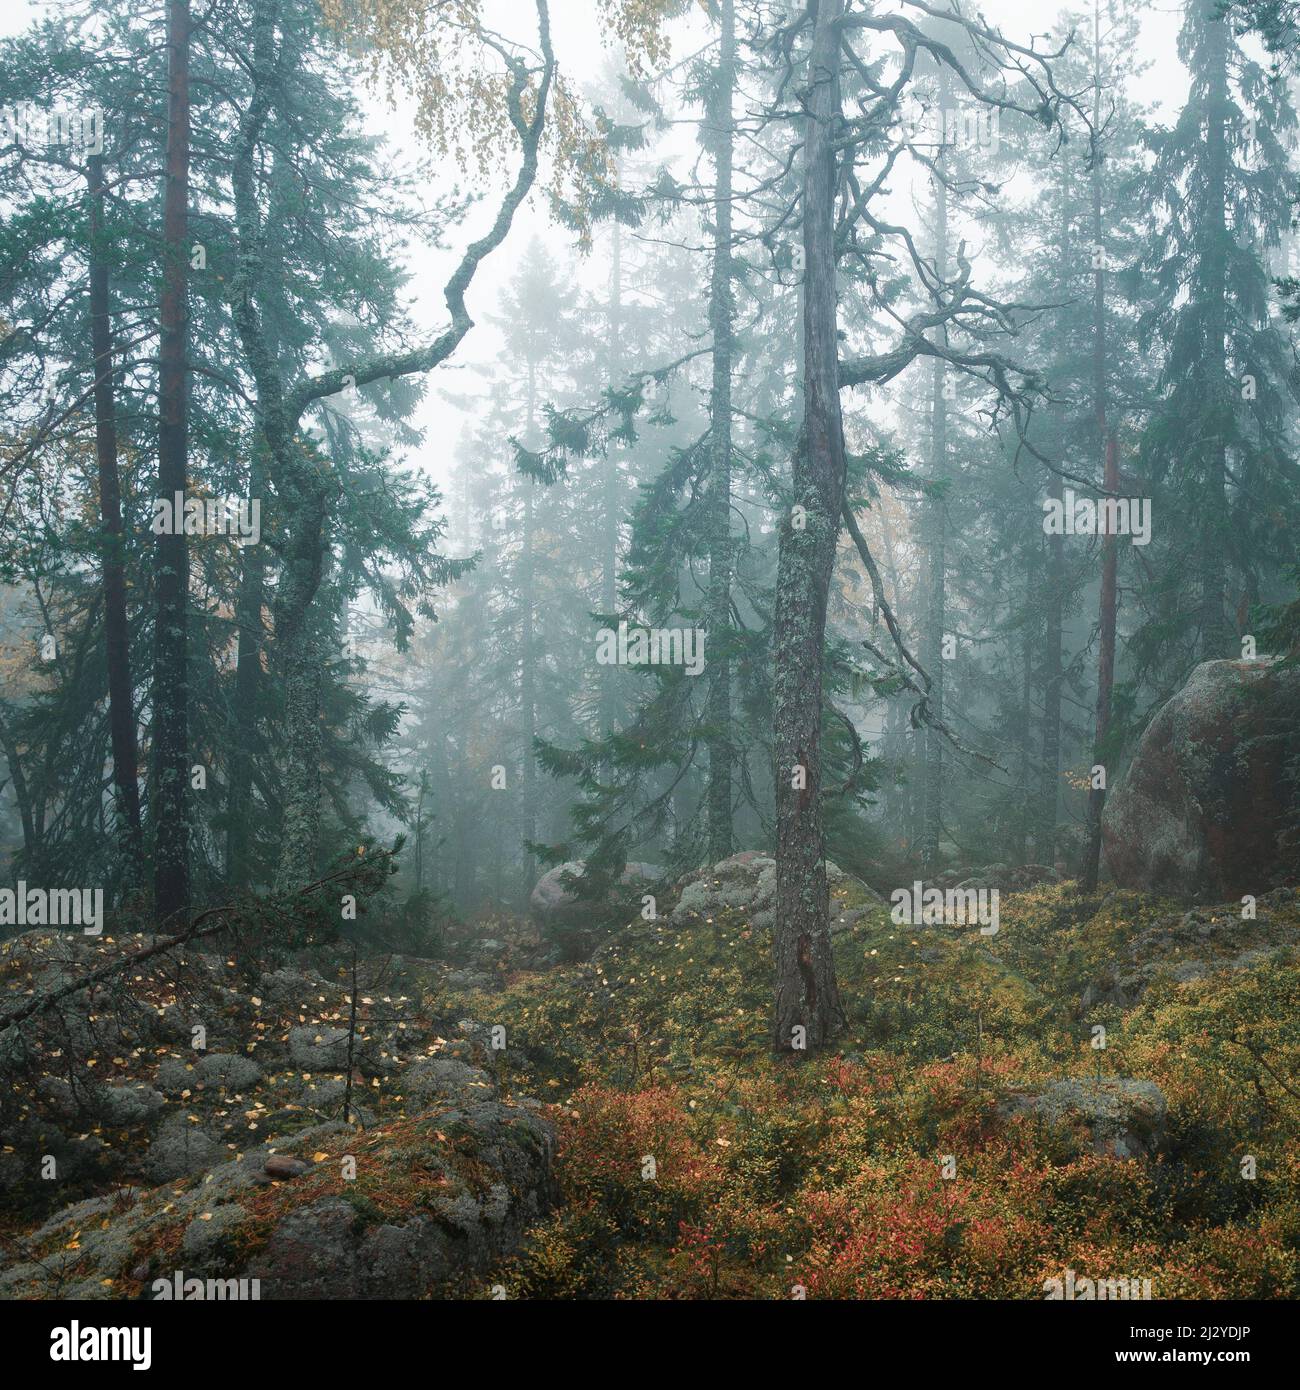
[921,148,948,876]
[772,0,846,1054]
[1083,10,1117,893]
[152,0,193,924]
[705,0,736,863]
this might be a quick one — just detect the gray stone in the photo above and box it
[265,1155,312,1179]
[356,1220,451,1298]
[1083,907,1300,1008]
[288,1025,350,1072]
[36,1075,82,1120]
[256,967,319,1006]
[1103,658,1300,898]
[0,1093,556,1300]
[156,1058,197,1095]
[288,1076,347,1110]
[529,860,662,922]
[672,853,875,926]
[1000,1078,1167,1159]
[96,1085,165,1127]
[194,1053,264,1090]
[446,969,492,991]
[243,1196,359,1299]
[933,863,1060,893]
[142,1112,225,1182]
[404,1057,493,1104]
[180,1204,249,1272]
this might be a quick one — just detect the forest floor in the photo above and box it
[2,871,1299,1299]
[463,872,1300,1298]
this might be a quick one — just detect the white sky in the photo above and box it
[2,0,1199,505]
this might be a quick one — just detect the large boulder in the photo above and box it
[528,861,662,923]
[930,863,1061,894]
[141,1112,225,1182]
[1000,1078,1167,1160]
[1103,659,1300,899]
[672,852,880,932]
[242,1103,555,1298]
[0,1046,556,1300]
[194,1053,264,1091]
[528,862,663,961]
[673,853,779,929]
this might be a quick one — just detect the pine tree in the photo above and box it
[1132,0,1300,683]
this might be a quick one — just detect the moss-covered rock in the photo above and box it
[1103,658,1300,898]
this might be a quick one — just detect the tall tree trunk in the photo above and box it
[492,791,504,906]
[705,0,736,863]
[772,0,846,1054]
[1083,2,1117,893]
[225,448,268,887]
[520,358,538,901]
[0,707,37,864]
[454,714,472,907]
[226,2,333,898]
[1201,0,1232,659]
[430,739,451,897]
[1013,556,1034,865]
[921,151,948,877]
[876,515,906,839]
[1084,437,1119,890]
[271,492,330,893]
[600,221,622,739]
[1037,157,1073,868]
[1039,471,1064,865]
[88,153,143,871]
[152,0,192,925]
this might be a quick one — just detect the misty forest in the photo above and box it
[2,0,1300,1309]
